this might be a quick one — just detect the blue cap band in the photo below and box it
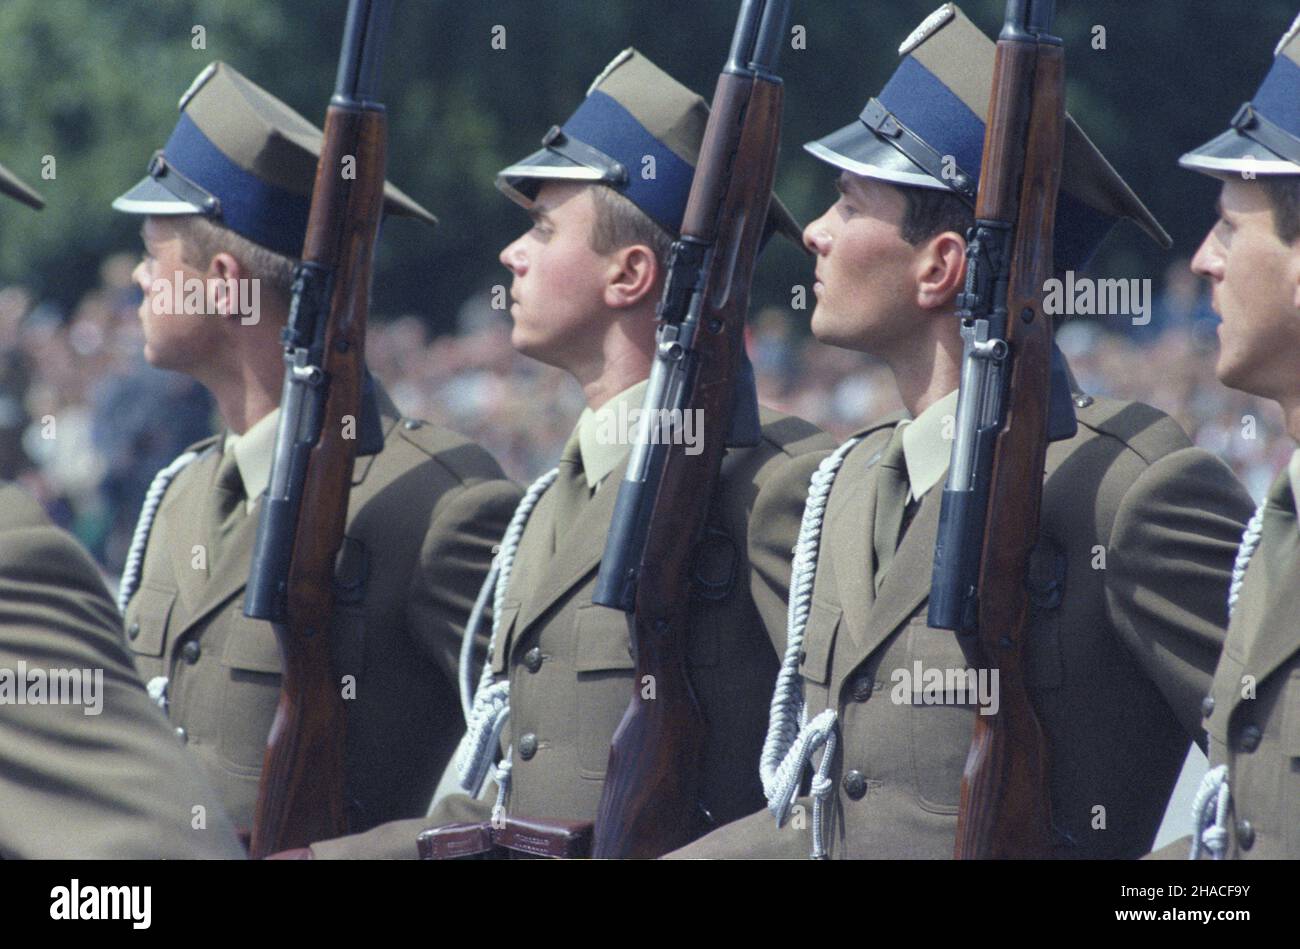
[163,113,312,258]
[562,91,696,235]
[878,57,985,186]
[1252,52,1300,143]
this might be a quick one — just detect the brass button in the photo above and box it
[518,733,539,760]
[181,640,202,664]
[1201,695,1215,718]
[175,726,188,744]
[1239,724,1262,753]
[127,623,141,642]
[523,647,543,673]
[403,419,422,430]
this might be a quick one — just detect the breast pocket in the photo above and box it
[218,609,283,773]
[125,584,176,672]
[906,620,981,814]
[574,604,636,779]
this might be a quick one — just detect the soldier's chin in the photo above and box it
[811,304,870,353]
[1214,344,1263,398]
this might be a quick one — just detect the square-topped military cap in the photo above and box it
[1181,12,1300,177]
[806,3,1172,272]
[112,61,436,258]
[497,47,801,243]
[0,161,43,211]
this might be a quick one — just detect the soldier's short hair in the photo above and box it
[897,185,974,247]
[588,185,674,273]
[1258,177,1300,244]
[171,216,297,304]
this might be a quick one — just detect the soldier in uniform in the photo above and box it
[112,62,522,839]
[304,49,835,858]
[1174,13,1300,860]
[0,160,243,858]
[670,4,1254,860]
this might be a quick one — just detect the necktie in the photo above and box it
[207,449,246,566]
[549,431,590,551]
[872,426,912,592]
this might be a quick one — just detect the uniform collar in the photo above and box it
[900,388,958,502]
[575,379,649,490]
[223,408,280,509]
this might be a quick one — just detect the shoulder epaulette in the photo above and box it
[1072,396,1193,465]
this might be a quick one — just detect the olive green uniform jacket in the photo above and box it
[1195,464,1300,858]
[122,388,520,834]
[670,397,1253,859]
[0,483,244,858]
[309,407,836,858]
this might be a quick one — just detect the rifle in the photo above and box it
[588,0,792,858]
[927,0,1066,859]
[244,0,394,858]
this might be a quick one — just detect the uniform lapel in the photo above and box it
[1235,488,1300,701]
[171,500,262,640]
[168,448,222,620]
[514,455,627,640]
[830,451,879,651]
[836,488,942,683]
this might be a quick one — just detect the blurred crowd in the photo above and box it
[0,254,1287,576]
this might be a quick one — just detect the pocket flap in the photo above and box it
[220,611,283,674]
[799,600,842,685]
[489,604,521,675]
[574,605,635,673]
[126,585,175,658]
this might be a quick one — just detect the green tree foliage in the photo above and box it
[0,0,1296,331]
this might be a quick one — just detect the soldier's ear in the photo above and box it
[604,243,659,310]
[914,230,966,311]
[205,252,244,318]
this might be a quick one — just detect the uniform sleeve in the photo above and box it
[309,791,493,859]
[664,801,812,859]
[0,524,245,859]
[1104,447,1254,746]
[746,450,831,658]
[406,477,524,686]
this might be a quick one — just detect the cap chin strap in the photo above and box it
[541,125,629,186]
[860,98,978,204]
[1231,102,1300,167]
[147,151,222,217]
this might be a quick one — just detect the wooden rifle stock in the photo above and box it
[247,0,391,858]
[591,2,789,859]
[955,17,1064,859]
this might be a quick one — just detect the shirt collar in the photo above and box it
[900,388,959,503]
[223,408,281,509]
[575,380,650,490]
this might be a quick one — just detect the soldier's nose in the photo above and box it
[804,222,832,256]
[499,241,526,274]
